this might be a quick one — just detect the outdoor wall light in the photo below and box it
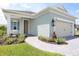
[52,19,55,26]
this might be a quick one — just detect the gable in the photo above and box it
[34,7,77,20]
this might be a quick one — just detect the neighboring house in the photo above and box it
[75,24,79,31]
[2,6,77,38]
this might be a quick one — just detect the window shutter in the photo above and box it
[17,21,19,30]
[11,20,13,30]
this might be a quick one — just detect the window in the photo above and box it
[11,20,19,30]
[13,22,17,30]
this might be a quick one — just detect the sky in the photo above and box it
[0,3,79,24]
[64,3,79,24]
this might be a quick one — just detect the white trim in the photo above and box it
[2,9,35,17]
[19,19,24,34]
[51,7,76,19]
[34,7,77,20]
[54,17,75,37]
[4,12,34,19]
[55,17,74,24]
[7,15,11,36]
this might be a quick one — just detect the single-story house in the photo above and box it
[2,7,77,37]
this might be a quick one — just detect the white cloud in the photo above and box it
[20,4,32,8]
[0,0,14,9]
[0,3,10,9]
[0,3,32,10]
[75,9,79,13]
[0,0,33,9]
[6,3,33,11]
[0,0,49,3]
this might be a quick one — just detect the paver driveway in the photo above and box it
[25,36,79,56]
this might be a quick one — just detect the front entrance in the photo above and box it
[24,20,28,35]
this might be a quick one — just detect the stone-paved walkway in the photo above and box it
[25,36,79,56]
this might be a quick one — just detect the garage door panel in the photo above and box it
[55,20,72,37]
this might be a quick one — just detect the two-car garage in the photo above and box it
[54,19,74,37]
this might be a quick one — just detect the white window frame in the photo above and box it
[11,19,19,30]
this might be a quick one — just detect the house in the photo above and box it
[2,6,77,38]
[75,24,79,31]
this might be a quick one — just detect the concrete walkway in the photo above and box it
[25,36,79,56]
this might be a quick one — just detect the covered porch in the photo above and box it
[7,16,31,36]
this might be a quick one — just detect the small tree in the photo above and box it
[0,25,7,34]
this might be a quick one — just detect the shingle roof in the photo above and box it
[2,9,35,14]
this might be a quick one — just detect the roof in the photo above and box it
[2,9,35,15]
[35,7,77,19]
[48,3,68,13]
[2,7,77,20]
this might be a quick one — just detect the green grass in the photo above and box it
[0,43,63,56]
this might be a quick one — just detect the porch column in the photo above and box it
[72,22,75,36]
[7,15,11,36]
[19,19,24,34]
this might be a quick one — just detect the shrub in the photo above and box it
[0,25,6,32]
[38,35,66,45]
[0,35,8,41]
[0,35,9,45]
[0,30,5,36]
[17,34,25,43]
[0,26,7,37]
[38,35,57,42]
[55,38,65,44]
[38,35,49,42]
[48,38,56,42]
[5,37,17,45]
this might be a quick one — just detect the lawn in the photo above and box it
[0,43,63,56]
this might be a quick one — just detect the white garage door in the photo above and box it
[55,20,73,37]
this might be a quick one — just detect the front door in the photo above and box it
[24,20,28,35]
